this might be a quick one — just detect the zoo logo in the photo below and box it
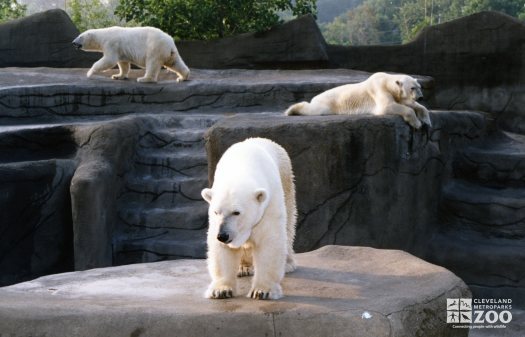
[446,298,513,325]
[447,298,472,323]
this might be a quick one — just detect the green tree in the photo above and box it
[322,3,381,45]
[115,0,317,40]
[67,0,127,32]
[0,0,26,23]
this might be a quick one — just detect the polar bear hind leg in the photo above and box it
[137,56,162,83]
[165,50,190,82]
[111,61,130,80]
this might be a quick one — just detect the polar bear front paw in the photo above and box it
[237,265,254,277]
[248,284,282,300]
[205,285,234,299]
[249,289,270,300]
[86,69,94,78]
[421,116,432,128]
[407,117,422,129]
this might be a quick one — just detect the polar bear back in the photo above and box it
[213,138,283,194]
[87,26,176,67]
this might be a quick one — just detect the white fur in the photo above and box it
[201,138,297,300]
[285,72,431,129]
[73,26,190,83]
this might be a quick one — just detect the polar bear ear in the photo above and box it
[254,189,268,204]
[201,188,213,203]
[395,80,402,87]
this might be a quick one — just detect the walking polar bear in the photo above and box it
[72,26,190,83]
[285,72,431,129]
[201,138,296,300]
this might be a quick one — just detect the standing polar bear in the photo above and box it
[285,72,431,129]
[201,138,297,300]
[72,26,190,83]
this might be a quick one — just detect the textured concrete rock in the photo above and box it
[71,117,141,270]
[0,68,416,124]
[0,160,76,286]
[0,126,77,286]
[205,111,486,255]
[427,130,525,306]
[0,246,470,337]
[0,9,98,68]
[113,113,225,265]
[178,15,329,69]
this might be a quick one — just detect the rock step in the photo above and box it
[118,176,208,206]
[118,204,208,231]
[137,128,206,152]
[426,231,525,307]
[155,113,225,129]
[133,151,208,179]
[441,179,525,238]
[453,131,525,186]
[113,228,207,265]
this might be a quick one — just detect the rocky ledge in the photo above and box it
[0,246,469,337]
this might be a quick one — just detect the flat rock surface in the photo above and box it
[0,245,469,337]
[0,67,373,88]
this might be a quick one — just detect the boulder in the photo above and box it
[0,245,470,337]
[178,15,329,69]
[0,9,98,68]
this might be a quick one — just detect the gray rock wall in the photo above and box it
[71,117,141,270]
[0,125,77,285]
[177,15,329,69]
[0,9,97,68]
[205,111,486,254]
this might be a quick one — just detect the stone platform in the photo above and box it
[0,246,469,337]
[0,68,432,124]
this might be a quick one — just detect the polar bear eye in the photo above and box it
[232,211,241,216]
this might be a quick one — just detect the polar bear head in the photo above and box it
[395,75,423,102]
[72,30,101,52]
[201,185,269,249]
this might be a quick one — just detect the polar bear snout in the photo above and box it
[217,231,231,244]
[72,37,82,50]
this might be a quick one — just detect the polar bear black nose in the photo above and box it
[217,232,229,243]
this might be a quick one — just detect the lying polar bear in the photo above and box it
[201,138,297,300]
[72,26,190,83]
[285,72,431,129]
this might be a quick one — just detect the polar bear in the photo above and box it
[285,72,431,129]
[201,138,297,300]
[72,26,190,83]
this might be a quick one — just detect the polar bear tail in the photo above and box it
[284,102,310,116]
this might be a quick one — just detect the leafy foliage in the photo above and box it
[67,0,127,32]
[321,0,525,45]
[0,0,26,23]
[114,0,317,40]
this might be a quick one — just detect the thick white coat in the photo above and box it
[201,138,296,300]
[285,72,431,129]
[73,26,190,83]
